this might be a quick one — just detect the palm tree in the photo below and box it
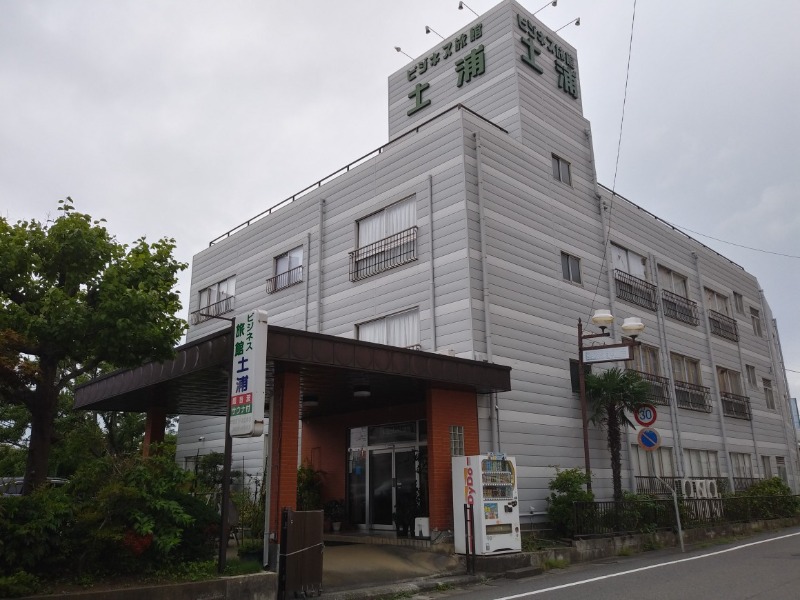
[585,368,649,501]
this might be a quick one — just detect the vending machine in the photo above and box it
[451,454,521,555]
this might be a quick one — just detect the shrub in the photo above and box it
[546,467,594,537]
[0,571,42,598]
[296,463,323,511]
[735,477,800,520]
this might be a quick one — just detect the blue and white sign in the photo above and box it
[637,427,661,452]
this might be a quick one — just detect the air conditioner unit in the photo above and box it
[681,479,695,498]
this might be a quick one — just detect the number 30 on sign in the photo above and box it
[634,404,657,427]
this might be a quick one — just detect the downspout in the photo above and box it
[693,252,735,493]
[474,131,498,452]
[427,174,437,351]
[760,290,799,490]
[316,199,326,332]
[598,198,635,492]
[734,308,762,477]
[304,232,311,331]
[648,253,686,478]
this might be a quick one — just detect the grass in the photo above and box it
[542,558,569,570]
[521,534,568,552]
[617,547,634,557]
[435,582,455,591]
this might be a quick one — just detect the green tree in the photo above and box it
[0,198,186,493]
[586,367,648,501]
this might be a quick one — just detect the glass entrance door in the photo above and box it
[368,448,416,529]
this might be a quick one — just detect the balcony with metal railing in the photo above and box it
[674,380,712,412]
[662,289,699,326]
[627,369,670,406]
[721,391,751,420]
[708,309,739,342]
[266,265,304,294]
[613,269,657,311]
[189,295,235,325]
[349,226,418,282]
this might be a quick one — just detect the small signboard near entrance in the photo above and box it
[634,404,657,428]
[637,427,661,452]
[581,345,633,364]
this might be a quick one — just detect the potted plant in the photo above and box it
[324,499,345,532]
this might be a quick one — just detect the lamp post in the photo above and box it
[577,310,644,492]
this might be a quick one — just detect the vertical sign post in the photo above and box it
[230,309,268,438]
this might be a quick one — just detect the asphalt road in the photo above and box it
[434,526,800,600]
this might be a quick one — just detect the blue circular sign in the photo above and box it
[637,427,661,451]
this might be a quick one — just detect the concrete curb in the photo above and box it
[320,573,486,599]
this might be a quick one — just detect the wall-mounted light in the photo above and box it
[425,25,445,40]
[395,46,413,60]
[353,385,371,399]
[458,1,479,17]
[533,0,557,16]
[555,17,580,32]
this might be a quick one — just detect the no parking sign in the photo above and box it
[637,427,661,451]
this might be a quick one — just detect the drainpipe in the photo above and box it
[760,290,799,490]
[733,307,762,477]
[648,253,686,478]
[474,132,498,452]
[316,199,326,332]
[693,252,735,493]
[427,175,437,351]
[304,232,311,331]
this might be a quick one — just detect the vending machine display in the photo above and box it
[452,454,521,555]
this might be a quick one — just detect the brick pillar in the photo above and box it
[142,405,166,457]
[426,387,479,531]
[269,370,300,542]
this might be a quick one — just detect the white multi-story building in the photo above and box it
[168,0,798,530]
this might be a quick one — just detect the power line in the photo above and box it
[663,220,800,260]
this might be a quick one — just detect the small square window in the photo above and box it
[551,154,572,185]
[450,425,465,457]
[560,252,582,284]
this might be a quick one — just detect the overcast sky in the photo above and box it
[2,0,799,406]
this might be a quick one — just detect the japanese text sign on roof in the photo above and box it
[229,309,268,437]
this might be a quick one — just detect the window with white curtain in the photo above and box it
[268,246,303,293]
[730,452,753,479]
[683,448,720,478]
[193,275,236,323]
[357,308,420,349]
[631,445,674,477]
[350,197,417,280]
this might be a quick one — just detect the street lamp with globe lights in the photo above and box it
[577,310,644,492]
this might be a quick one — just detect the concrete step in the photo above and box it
[505,566,544,579]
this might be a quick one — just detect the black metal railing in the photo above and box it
[614,269,657,311]
[627,370,670,406]
[189,295,235,325]
[721,391,751,420]
[266,265,304,294]
[634,476,729,496]
[708,309,739,342]
[572,495,800,537]
[674,380,713,412]
[662,289,699,325]
[349,226,418,282]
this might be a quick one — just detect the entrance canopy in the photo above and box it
[73,326,511,416]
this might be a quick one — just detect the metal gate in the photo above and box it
[278,508,324,599]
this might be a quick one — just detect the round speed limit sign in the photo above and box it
[634,404,657,427]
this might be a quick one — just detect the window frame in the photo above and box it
[763,378,775,410]
[750,307,763,337]
[560,251,582,284]
[670,352,702,386]
[356,307,421,350]
[733,292,745,314]
[551,153,572,185]
[745,365,757,389]
[268,245,304,293]
[657,265,689,298]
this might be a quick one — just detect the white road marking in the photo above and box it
[492,530,800,599]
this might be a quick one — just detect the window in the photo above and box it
[450,425,465,457]
[671,353,711,412]
[746,365,757,388]
[192,275,236,324]
[350,197,417,281]
[657,265,688,298]
[730,452,753,479]
[551,154,571,185]
[719,367,750,419]
[560,252,582,284]
[683,448,720,478]
[763,378,775,410]
[632,445,675,478]
[628,342,660,375]
[569,359,591,393]
[733,292,745,314]
[268,246,303,293]
[750,307,763,337]
[611,243,657,310]
[776,457,788,483]
[762,455,772,479]
[718,367,744,396]
[705,287,738,342]
[358,308,420,349]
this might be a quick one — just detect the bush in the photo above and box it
[0,487,72,575]
[0,571,42,598]
[546,467,594,537]
[734,477,800,520]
